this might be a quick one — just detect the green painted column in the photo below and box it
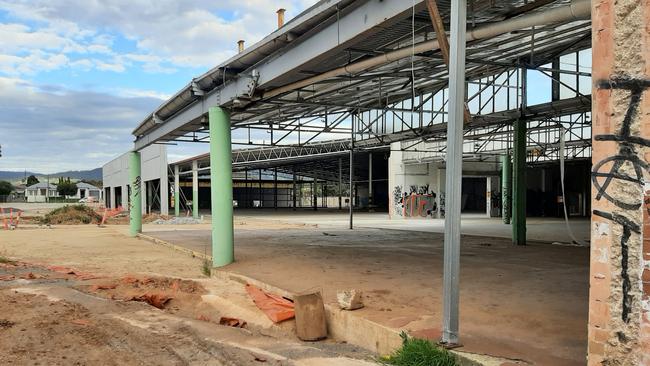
[501,154,512,224]
[128,151,142,237]
[209,107,234,267]
[512,120,526,245]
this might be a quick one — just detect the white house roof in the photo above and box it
[26,182,57,190]
[76,182,101,190]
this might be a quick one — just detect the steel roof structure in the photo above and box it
[132,0,592,164]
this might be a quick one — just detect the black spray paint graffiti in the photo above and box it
[591,77,650,323]
[129,175,142,213]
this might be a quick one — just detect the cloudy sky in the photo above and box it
[0,0,317,173]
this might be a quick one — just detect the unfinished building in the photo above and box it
[121,0,649,364]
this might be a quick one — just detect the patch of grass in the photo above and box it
[0,256,16,265]
[40,205,102,225]
[201,258,212,277]
[380,332,458,366]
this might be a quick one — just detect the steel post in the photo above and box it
[441,0,466,345]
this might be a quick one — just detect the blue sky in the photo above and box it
[0,1,591,174]
[0,0,316,173]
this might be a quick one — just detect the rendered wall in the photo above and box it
[102,145,168,215]
[588,0,650,364]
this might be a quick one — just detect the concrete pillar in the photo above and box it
[159,162,169,216]
[292,169,297,211]
[273,168,278,210]
[501,154,512,224]
[259,169,263,207]
[128,151,142,237]
[485,176,491,217]
[368,152,373,206]
[512,119,526,245]
[441,0,466,345]
[110,186,116,209]
[121,184,128,209]
[338,158,343,210]
[192,160,199,219]
[174,165,180,216]
[209,107,234,267]
[313,178,318,211]
[588,1,650,364]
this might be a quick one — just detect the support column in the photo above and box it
[441,0,466,345]
[512,119,526,245]
[292,169,297,211]
[501,154,512,224]
[588,1,650,364]
[192,160,199,219]
[259,169,263,207]
[110,186,116,209]
[209,107,234,267]
[349,115,355,230]
[273,168,278,210]
[174,165,180,216]
[128,151,142,237]
[313,178,318,211]
[160,163,169,216]
[368,152,373,207]
[338,158,343,210]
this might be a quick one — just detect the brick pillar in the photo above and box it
[589,0,650,365]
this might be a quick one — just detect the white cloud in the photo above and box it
[0,0,319,73]
[0,77,163,172]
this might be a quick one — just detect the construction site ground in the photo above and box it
[0,223,380,366]
[0,206,590,365]
[144,210,590,366]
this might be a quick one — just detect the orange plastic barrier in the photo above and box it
[245,284,295,323]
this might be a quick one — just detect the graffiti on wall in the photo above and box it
[591,77,650,323]
[393,185,438,218]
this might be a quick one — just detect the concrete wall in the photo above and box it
[388,142,500,219]
[102,145,168,215]
[588,0,650,364]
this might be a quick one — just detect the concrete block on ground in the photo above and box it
[337,289,364,310]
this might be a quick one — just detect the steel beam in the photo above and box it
[512,119,527,245]
[441,0,466,346]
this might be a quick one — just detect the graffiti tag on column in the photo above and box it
[129,175,142,213]
[591,76,650,323]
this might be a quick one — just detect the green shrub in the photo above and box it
[381,332,457,366]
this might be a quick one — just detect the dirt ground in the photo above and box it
[147,217,590,366]
[0,226,379,366]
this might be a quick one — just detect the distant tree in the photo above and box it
[56,177,78,197]
[81,179,103,188]
[0,181,13,195]
[26,175,39,186]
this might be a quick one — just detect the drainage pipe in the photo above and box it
[262,0,590,99]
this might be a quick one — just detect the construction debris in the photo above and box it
[336,289,364,310]
[151,217,202,225]
[219,316,247,328]
[245,284,295,323]
[294,292,327,341]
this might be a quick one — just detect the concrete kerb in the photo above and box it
[137,233,211,261]
[137,232,521,366]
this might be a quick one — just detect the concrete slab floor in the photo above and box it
[146,213,590,366]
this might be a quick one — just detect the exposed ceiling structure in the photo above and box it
[133,0,592,169]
